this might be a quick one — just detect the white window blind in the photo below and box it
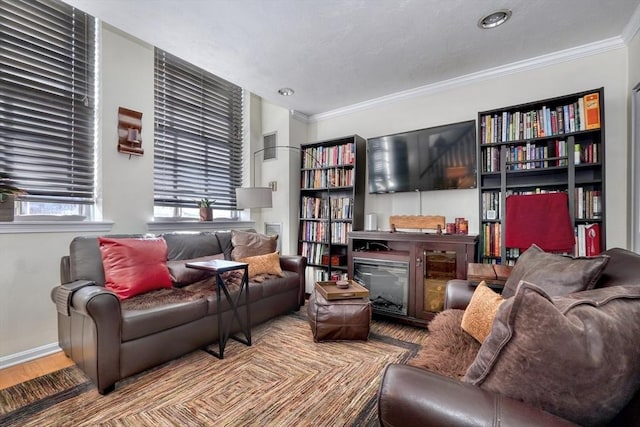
[0,0,96,204]
[154,49,243,210]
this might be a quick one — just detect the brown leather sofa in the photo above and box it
[378,248,640,426]
[51,231,306,394]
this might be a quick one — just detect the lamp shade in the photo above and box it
[236,187,273,209]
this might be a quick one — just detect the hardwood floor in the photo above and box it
[0,352,74,390]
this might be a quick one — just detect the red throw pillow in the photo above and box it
[98,237,173,299]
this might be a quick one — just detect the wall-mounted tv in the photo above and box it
[367,120,477,193]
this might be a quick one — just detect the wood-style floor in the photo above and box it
[0,352,74,390]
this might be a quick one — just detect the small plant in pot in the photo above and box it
[0,174,25,222]
[198,198,215,221]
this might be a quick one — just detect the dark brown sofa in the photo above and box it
[378,248,640,426]
[51,231,306,394]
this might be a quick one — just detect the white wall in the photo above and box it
[308,48,630,249]
[101,25,156,232]
[1,25,155,361]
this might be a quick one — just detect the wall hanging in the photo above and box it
[117,107,143,156]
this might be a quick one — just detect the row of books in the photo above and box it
[481,222,501,258]
[302,143,355,168]
[482,222,602,263]
[300,242,327,266]
[576,142,600,165]
[481,191,501,220]
[575,223,601,256]
[300,196,354,220]
[299,221,353,244]
[301,169,354,189]
[480,92,601,144]
[481,139,569,173]
[575,188,602,220]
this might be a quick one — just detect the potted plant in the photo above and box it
[0,174,25,222]
[198,198,215,221]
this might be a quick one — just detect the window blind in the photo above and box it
[0,0,96,203]
[154,49,243,210]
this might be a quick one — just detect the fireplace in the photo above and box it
[352,257,409,316]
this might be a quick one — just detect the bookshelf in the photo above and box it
[298,135,366,284]
[477,88,605,264]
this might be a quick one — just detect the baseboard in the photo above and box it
[0,342,61,370]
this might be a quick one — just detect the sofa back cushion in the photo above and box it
[596,247,640,288]
[463,281,640,426]
[69,234,146,285]
[501,244,609,299]
[162,232,222,260]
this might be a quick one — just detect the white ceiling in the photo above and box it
[62,0,640,118]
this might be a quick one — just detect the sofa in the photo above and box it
[378,247,640,426]
[51,230,306,394]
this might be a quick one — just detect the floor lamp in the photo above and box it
[235,145,333,279]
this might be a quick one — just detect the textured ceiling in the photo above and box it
[62,0,640,117]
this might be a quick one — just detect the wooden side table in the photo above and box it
[186,259,251,359]
[467,263,512,290]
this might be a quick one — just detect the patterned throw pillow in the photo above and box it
[238,251,284,279]
[460,282,504,343]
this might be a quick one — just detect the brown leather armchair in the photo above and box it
[377,248,640,426]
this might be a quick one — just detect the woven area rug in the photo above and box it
[0,312,427,426]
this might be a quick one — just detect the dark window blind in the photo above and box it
[0,0,96,203]
[154,49,243,210]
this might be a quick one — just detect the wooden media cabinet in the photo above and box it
[347,231,478,327]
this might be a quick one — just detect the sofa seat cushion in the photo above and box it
[463,282,640,426]
[183,274,264,315]
[408,309,480,380]
[261,271,300,298]
[121,288,208,341]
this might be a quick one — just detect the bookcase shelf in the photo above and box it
[477,88,605,264]
[298,135,366,282]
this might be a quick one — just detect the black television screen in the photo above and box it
[367,120,477,193]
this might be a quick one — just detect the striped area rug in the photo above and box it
[0,312,427,426]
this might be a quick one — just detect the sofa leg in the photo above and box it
[99,384,115,395]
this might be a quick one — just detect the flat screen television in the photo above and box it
[367,120,477,193]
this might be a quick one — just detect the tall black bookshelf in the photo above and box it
[298,135,366,281]
[477,88,605,264]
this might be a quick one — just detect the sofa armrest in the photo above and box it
[444,279,475,310]
[378,364,578,427]
[280,255,307,306]
[51,283,122,393]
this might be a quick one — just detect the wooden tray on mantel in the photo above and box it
[314,280,369,300]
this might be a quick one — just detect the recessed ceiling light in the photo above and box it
[478,9,512,29]
[278,87,295,96]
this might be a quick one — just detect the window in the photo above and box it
[154,49,243,218]
[0,0,97,218]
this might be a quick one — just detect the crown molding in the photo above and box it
[289,109,310,123]
[622,3,640,44]
[310,37,626,123]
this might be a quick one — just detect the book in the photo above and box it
[585,223,601,256]
[584,92,601,130]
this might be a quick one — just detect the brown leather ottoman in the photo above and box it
[307,289,372,342]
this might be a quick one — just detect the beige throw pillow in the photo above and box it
[461,281,505,343]
[231,230,278,261]
[238,251,284,279]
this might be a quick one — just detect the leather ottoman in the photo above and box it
[307,289,372,342]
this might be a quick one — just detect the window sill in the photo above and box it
[147,219,255,233]
[0,220,114,234]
